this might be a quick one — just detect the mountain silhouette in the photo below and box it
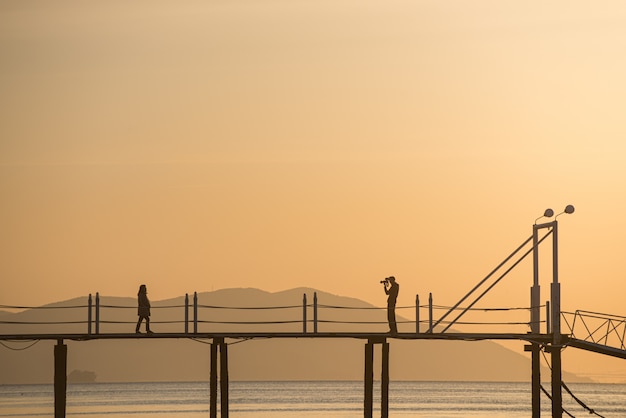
[0,287,589,384]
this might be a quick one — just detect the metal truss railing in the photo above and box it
[562,310,626,351]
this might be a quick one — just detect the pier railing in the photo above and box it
[562,310,626,351]
[0,292,539,335]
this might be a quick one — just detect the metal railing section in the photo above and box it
[562,310,626,351]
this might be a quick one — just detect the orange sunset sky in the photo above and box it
[2,0,626,381]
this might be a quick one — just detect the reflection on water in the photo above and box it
[2,381,626,417]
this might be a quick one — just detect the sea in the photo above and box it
[1,381,626,417]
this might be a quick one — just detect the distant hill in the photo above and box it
[0,287,589,384]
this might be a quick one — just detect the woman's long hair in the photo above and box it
[138,284,147,296]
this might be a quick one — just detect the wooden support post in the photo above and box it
[364,340,374,418]
[210,342,218,418]
[54,340,67,418]
[415,294,420,334]
[531,343,541,418]
[381,341,390,418]
[193,292,198,334]
[313,292,318,333]
[551,346,562,418]
[428,293,433,333]
[184,293,189,334]
[95,293,100,334]
[303,293,307,333]
[220,341,229,418]
[87,294,92,335]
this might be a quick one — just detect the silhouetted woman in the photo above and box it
[135,284,152,334]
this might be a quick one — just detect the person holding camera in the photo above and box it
[381,276,399,334]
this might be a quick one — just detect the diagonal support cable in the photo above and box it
[430,235,533,332]
[438,230,552,333]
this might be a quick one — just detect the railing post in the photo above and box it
[95,292,100,335]
[546,301,551,334]
[415,294,420,334]
[87,294,92,335]
[428,293,433,333]
[184,293,189,334]
[313,292,318,333]
[193,292,198,334]
[303,293,307,334]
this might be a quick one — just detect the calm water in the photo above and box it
[1,381,626,417]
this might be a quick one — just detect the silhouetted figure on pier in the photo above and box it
[135,284,153,334]
[382,276,399,334]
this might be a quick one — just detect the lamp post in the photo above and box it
[530,205,574,418]
[530,208,553,418]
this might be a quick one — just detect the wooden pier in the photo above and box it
[3,331,557,418]
[5,207,622,418]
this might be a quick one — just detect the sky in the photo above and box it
[2,0,626,381]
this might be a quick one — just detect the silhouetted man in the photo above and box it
[383,276,399,334]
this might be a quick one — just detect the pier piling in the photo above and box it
[381,341,390,418]
[364,340,374,418]
[210,338,229,418]
[210,342,218,417]
[54,339,67,418]
[220,341,229,418]
[364,338,389,418]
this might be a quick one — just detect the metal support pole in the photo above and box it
[531,224,541,418]
[54,339,67,418]
[551,283,562,418]
[95,292,100,334]
[364,340,374,418]
[303,293,307,334]
[381,341,390,418]
[220,341,229,418]
[546,301,551,334]
[531,285,541,333]
[184,294,189,334]
[193,292,198,334]
[415,294,420,334]
[87,294,92,335]
[552,221,560,336]
[551,219,562,418]
[551,346,563,418]
[313,292,318,333]
[210,341,218,418]
[531,224,541,334]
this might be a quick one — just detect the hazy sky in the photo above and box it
[2,0,626,381]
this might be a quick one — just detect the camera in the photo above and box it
[380,276,394,284]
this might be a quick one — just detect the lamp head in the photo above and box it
[555,204,576,220]
[535,208,554,224]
